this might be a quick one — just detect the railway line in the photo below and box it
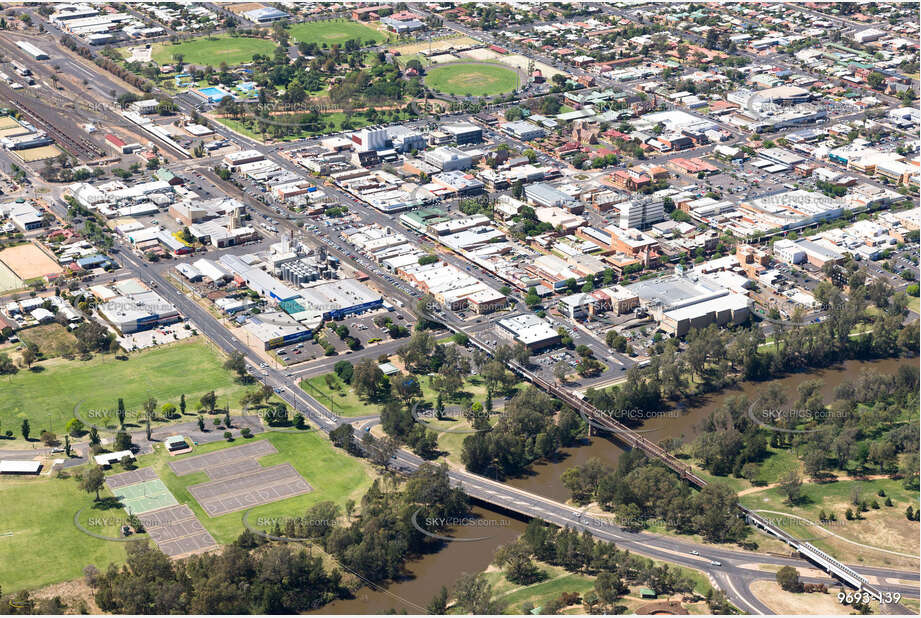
[1,83,104,160]
[434,315,886,602]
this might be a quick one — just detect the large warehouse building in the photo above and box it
[98,289,180,334]
[625,271,750,337]
[296,279,383,320]
[244,311,312,350]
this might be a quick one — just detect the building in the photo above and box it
[423,146,472,172]
[223,150,265,169]
[524,183,577,209]
[496,313,560,350]
[219,254,300,302]
[557,292,600,320]
[624,271,750,337]
[98,289,180,334]
[442,122,483,145]
[0,460,41,474]
[129,99,159,115]
[244,311,311,350]
[15,40,48,60]
[773,238,806,265]
[618,197,664,230]
[4,202,44,231]
[351,127,388,152]
[502,120,545,141]
[596,286,640,315]
[297,278,382,320]
[243,6,289,22]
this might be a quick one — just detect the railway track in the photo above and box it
[1,84,103,160]
[434,316,885,601]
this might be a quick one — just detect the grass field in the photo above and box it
[0,338,249,438]
[0,476,137,593]
[152,35,276,67]
[301,371,496,418]
[215,110,403,142]
[425,62,519,96]
[740,476,920,569]
[0,430,371,593]
[139,431,372,544]
[289,20,388,46]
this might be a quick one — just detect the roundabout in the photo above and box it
[424,62,521,97]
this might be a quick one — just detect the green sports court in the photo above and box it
[113,479,178,515]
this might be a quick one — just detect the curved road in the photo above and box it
[103,241,919,614]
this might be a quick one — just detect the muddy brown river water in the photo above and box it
[318,357,917,614]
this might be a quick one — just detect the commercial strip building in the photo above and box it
[399,261,507,314]
[244,311,312,350]
[496,313,560,350]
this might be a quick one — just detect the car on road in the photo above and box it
[710,560,721,566]
[690,550,700,556]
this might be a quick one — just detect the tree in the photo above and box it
[66,417,85,436]
[179,394,186,415]
[0,352,17,379]
[224,351,247,380]
[553,360,569,383]
[595,572,628,608]
[453,572,504,614]
[427,586,448,615]
[333,360,354,384]
[117,398,126,428]
[19,346,35,369]
[20,418,29,441]
[353,358,386,401]
[494,541,543,585]
[161,403,177,419]
[776,566,803,592]
[143,397,157,421]
[81,465,105,501]
[200,391,217,413]
[197,415,205,432]
[779,470,803,505]
[114,430,131,451]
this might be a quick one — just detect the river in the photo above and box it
[320,356,917,613]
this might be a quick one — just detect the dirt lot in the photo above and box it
[392,36,478,56]
[0,242,62,280]
[19,323,80,358]
[749,580,846,615]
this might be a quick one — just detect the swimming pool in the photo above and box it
[198,86,231,102]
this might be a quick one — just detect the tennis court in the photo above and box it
[138,504,218,558]
[113,479,179,515]
[188,463,312,517]
[168,440,277,477]
[105,467,158,490]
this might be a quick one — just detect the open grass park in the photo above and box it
[0,338,249,438]
[301,369,497,419]
[424,62,520,97]
[289,20,389,46]
[0,431,371,593]
[152,34,276,67]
